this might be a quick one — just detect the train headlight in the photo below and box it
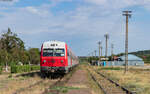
[43,60,46,63]
[61,60,64,63]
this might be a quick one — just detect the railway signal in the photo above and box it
[122,11,132,74]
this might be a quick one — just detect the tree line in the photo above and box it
[130,50,150,63]
[0,28,40,70]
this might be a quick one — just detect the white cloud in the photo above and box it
[0,0,150,55]
[24,5,52,17]
[85,0,107,5]
[26,7,38,14]
[0,0,19,6]
[84,0,150,10]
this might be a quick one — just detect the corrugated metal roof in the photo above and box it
[119,54,143,61]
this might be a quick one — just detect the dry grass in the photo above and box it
[86,66,103,94]
[96,66,150,94]
[20,79,57,94]
[0,75,42,94]
[0,64,103,94]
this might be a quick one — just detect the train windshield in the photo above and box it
[55,49,65,56]
[43,48,65,57]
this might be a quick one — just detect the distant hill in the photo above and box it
[130,50,150,56]
[129,50,150,63]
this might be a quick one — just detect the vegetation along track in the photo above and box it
[13,80,44,94]
[87,67,136,94]
[13,72,63,94]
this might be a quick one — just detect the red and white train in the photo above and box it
[40,40,79,74]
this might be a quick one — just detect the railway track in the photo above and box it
[13,75,65,94]
[42,67,77,94]
[12,65,78,94]
[12,73,64,94]
[13,80,44,94]
[87,68,136,94]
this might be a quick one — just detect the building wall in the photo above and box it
[104,61,144,66]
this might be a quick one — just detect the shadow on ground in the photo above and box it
[15,71,65,79]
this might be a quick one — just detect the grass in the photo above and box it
[87,73,103,94]
[86,65,104,94]
[95,66,150,94]
[98,67,123,70]
[123,82,143,93]
[50,86,80,93]
[0,74,43,94]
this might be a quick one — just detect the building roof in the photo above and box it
[119,54,143,61]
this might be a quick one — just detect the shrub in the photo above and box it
[0,66,2,74]
[11,65,40,73]
[31,65,40,71]
[9,61,18,66]
[11,65,31,73]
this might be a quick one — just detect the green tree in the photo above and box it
[28,48,40,65]
[0,28,27,70]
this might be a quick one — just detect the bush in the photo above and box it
[9,61,18,66]
[0,66,2,74]
[31,65,40,71]
[11,65,40,73]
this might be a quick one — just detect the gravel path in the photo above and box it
[65,69,92,94]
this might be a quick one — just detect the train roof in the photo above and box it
[43,40,66,49]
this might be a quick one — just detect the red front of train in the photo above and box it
[40,40,78,74]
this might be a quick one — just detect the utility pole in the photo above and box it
[92,52,94,57]
[101,46,103,57]
[123,11,132,74]
[104,33,109,58]
[94,50,97,57]
[98,41,102,60]
[111,43,114,57]
[111,43,114,61]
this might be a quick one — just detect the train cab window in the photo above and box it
[43,48,65,57]
[55,49,65,56]
[43,49,53,57]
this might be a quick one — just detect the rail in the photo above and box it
[87,68,136,94]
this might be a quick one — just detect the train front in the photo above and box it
[40,41,68,74]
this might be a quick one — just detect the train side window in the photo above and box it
[67,50,69,56]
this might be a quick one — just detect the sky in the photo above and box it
[0,0,150,56]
